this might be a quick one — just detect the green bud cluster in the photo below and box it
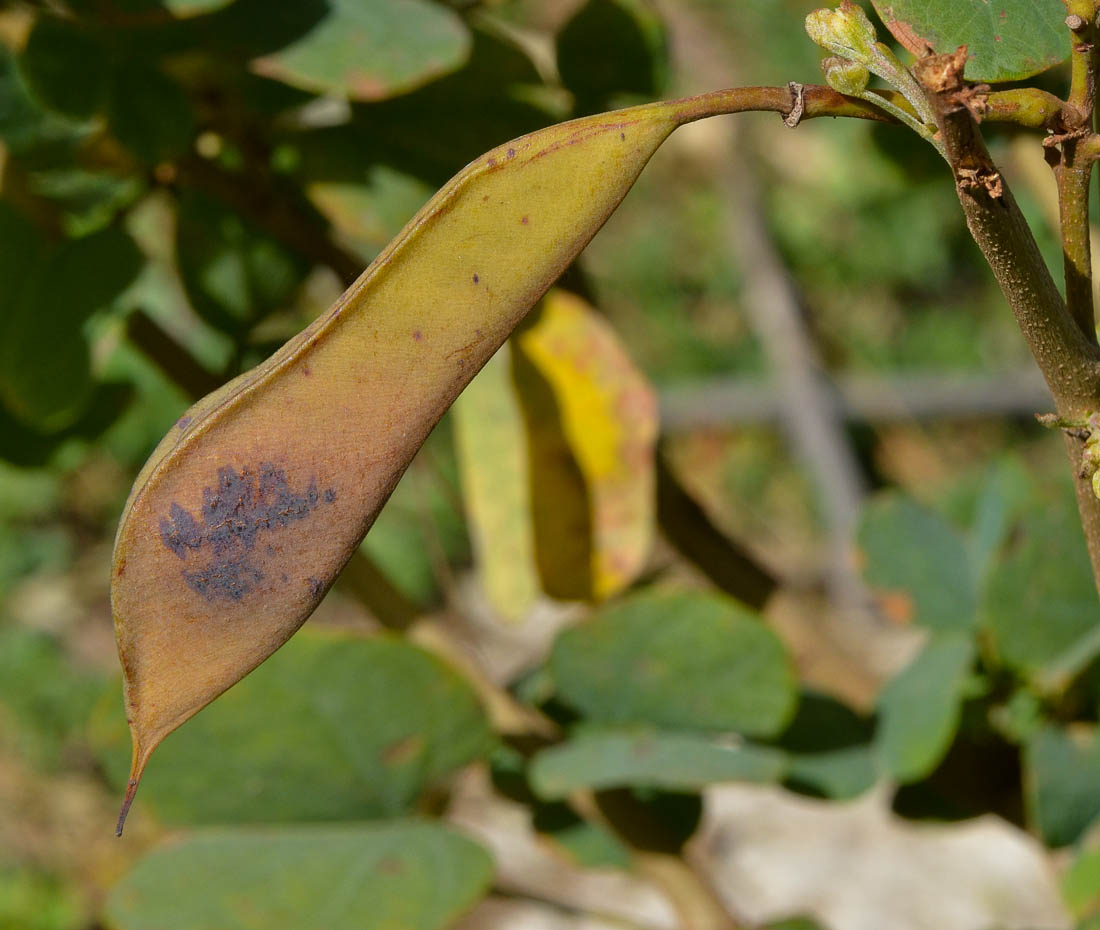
[804,2,944,155]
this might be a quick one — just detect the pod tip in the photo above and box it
[115,776,141,837]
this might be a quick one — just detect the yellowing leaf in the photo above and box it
[453,344,540,622]
[515,290,658,600]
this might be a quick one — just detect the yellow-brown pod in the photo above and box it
[111,93,739,833]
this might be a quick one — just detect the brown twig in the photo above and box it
[922,52,1100,588]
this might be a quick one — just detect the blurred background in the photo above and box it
[1,0,1098,928]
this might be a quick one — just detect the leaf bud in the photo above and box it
[805,2,878,62]
[821,55,870,96]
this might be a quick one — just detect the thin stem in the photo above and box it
[1057,150,1097,341]
[983,88,1076,130]
[1066,0,1098,117]
[1058,1,1100,344]
[665,83,904,126]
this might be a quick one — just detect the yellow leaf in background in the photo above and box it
[515,290,658,601]
[453,344,540,622]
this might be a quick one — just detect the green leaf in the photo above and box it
[869,0,1066,83]
[293,27,552,187]
[64,0,233,15]
[107,57,195,164]
[0,201,42,306]
[89,632,493,824]
[359,422,469,607]
[0,627,102,770]
[967,456,1035,587]
[17,17,110,119]
[875,632,974,783]
[104,821,494,930]
[533,808,633,869]
[551,589,797,737]
[858,492,977,631]
[307,166,434,262]
[175,190,309,333]
[787,746,876,800]
[454,343,540,622]
[1026,724,1100,848]
[557,0,668,112]
[163,0,235,14]
[0,45,82,155]
[0,868,83,930]
[776,691,876,800]
[984,501,1100,685]
[0,225,142,431]
[529,727,788,799]
[1063,845,1100,921]
[251,0,470,102]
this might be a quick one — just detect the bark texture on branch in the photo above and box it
[922,55,1100,587]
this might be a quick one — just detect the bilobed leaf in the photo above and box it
[875,632,974,783]
[551,589,796,736]
[529,727,788,799]
[90,631,493,824]
[857,492,976,632]
[110,89,749,829]
[515,290,658,601]
[104,821,494,930]
[869,0,1066,83]
[251,0,470,102]
[1026,724,1100,848]
[453,343,540,622]
[0,225,143,431]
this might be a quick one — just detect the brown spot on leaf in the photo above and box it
[413,330,423,341]
[875,590,915,626]
[382,734,425,766]
[346,71,388,101]
[520,215,529,225]
[472,273,479,284]
[176,416,192,430]
[377,858,405,876]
